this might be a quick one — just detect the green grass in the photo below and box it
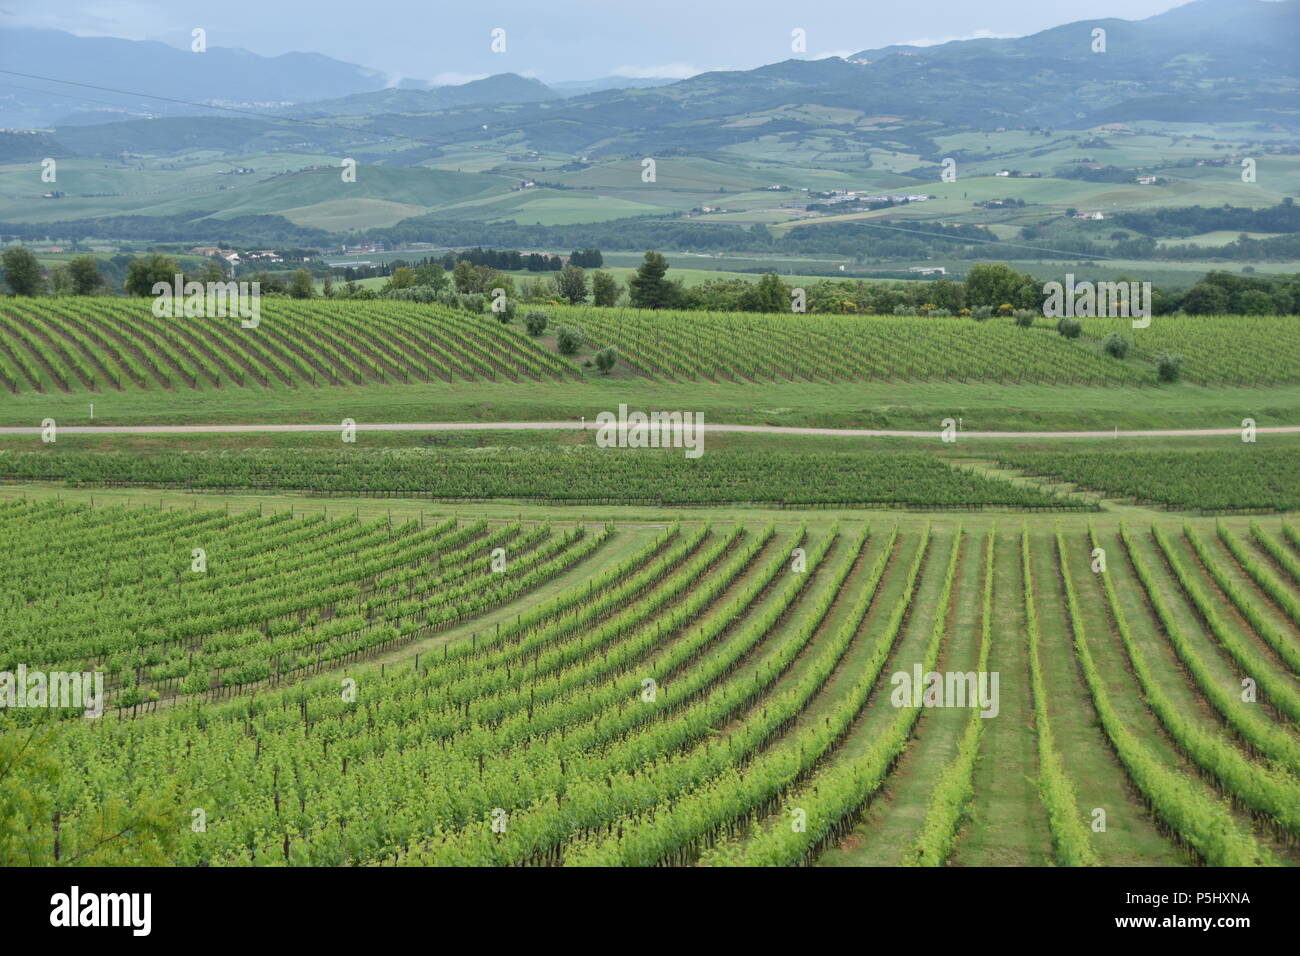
[0,161,514,228]
[6,373,1300,433]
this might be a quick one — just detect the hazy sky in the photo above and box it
[3,0,1203,84]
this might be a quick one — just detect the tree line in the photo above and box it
[5,244,1297,317]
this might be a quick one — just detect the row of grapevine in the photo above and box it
[1250,522,1300,588]
[0,447,1084,510]
[1001,449,1300,513]
[1119,525,1300,773]
[697,526,948,866]
[1056,527,1270,865]
[1217,524,1300,635]
[1089,524,1300,841]
[1154,523,1300,722]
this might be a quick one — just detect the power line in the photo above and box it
[0,68,519,157]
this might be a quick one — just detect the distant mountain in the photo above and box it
[477,0,1299,152]
[286,74,558,118]
[0,28,388,127]
[547,77,678,96]
[840,0,1299,126]
[13,0,1300,165]
[852,0,1297,73]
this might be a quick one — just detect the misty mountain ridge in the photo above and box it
[3,0,1297,162]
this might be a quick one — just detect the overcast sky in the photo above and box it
[2,0,1203,84]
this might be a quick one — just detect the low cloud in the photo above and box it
[610,63,705,80]
[894,29,1010,47]
[430,71,490,86]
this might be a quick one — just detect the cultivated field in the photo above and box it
[3,299,1300,394]
[3,498,1298,866]
[1,297,1297,869]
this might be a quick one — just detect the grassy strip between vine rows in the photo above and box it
[903,527,995,866]
[1022,526,1100,867]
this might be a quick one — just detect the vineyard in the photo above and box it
[1001,447,1300,512]
[2,298,1300,392]
[1086,314,1300,387]
[0,298,576,392]
[4,504,1297,867]
[0,500,611,705]
[1,292,1297,871]
[0,446,1085,509]
[545,305,1300,386]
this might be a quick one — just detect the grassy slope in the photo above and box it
[5,376,1300,432]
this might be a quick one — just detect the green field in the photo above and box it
[2,496,1297,868]
[3,299,1299,401]
[9,0,1300,887]
[5,116,1297,244]
[1,291,1297,871]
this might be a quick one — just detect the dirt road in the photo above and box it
[1,421,1295,438]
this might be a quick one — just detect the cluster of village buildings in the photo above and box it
[781,189,930,210]
[189,247,289,265]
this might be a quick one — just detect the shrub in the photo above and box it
[492,297,517,323]
[382,284,440,303]
[1156,352,1183,383]
[556,325,583,355]
[594,346,619,374]
[997,303,1015,316]
[970,305,993,321]
[524,310,548,336]
[894,304,918,316]
[1013,309,1036,327]
[926,307,952,317]
[1101,331,1131,359]
[1056,317,1082,338]
[427,291,484,312]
